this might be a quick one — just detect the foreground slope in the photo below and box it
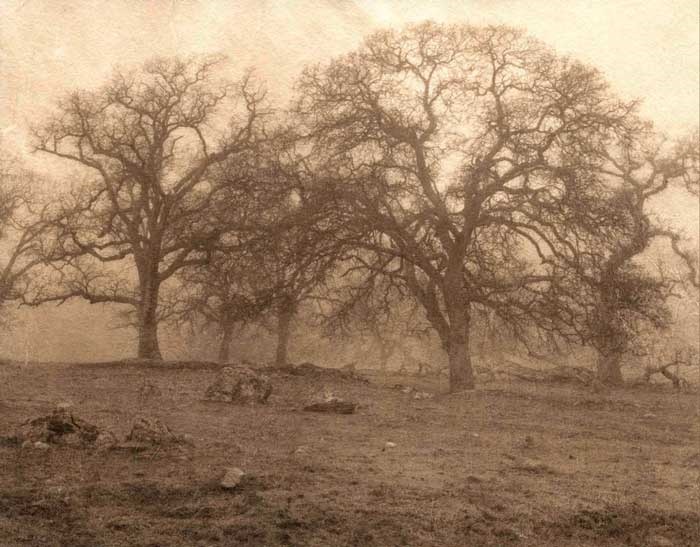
[0,360,697,546]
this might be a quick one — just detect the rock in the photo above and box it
[512,457,554,474]
[642,412,657,419]
[126,417,188,446]
[648,535,674,547]
[179,433,195,447]
[384,441,397,449]
[220,467,245,489]
[294,445,310,456]
[412,391,434,400]
[303,400,357,414]
[204,366,272,404]
[400,386,414,394]
[95,431,118,450]
[16,407,100,446]
[33,441,50,450]
[138,382,161,399]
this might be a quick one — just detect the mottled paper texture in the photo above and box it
[0,3,699,547]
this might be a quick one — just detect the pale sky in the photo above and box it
[1,0,698,155]
[0,0,698,361]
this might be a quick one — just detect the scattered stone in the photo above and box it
[648,535,674,547]
[204,366,272,404]
[138,382,161,399]
[682,452,700,468]
[179,433,195,447]
[125,417,190,446]
[220,467,245,489]
[95,431,118,450]
[16,407,100,446]
[512,457,554,474]
[303,400,357,414]
[642,412,657,419]
[33,441,50,450]
[293,445,310,456]
[0,435,20,447]
[312,389,341,404]
[412,391,434,400]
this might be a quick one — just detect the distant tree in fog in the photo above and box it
[174,250,275,363]
[30,56,267,359]
[0,153,56,332]
[546,130,699,384]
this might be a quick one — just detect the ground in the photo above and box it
[0,360,698,547]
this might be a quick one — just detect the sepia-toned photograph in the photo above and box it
[0,1,698,545]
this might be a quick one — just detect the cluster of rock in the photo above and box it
[391,384,435,400]
[204,366,272,404]
[16,405,101,448]
[14,405,191,452]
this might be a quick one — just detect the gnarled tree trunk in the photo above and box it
[446,304,475,392]
[136,269,162,360]
[597,349,624,385]
[137,300,161,360]
[218,321,234,364]
[275,302,295,367]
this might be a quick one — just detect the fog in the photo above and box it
[1,0,698,362]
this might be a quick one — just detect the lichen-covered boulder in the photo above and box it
[126,417,190,446]
[204,366,272,404]
[16,407,100,446]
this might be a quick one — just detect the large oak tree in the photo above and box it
[295,22,637,391]
[33,56,266,359]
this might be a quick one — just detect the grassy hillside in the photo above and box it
[0,360,697,546]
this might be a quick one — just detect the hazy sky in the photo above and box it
[1,0,698,361]
[1,0,699,155]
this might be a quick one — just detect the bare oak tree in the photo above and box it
[565,131,699,384]
[0,154,56,331]
[295,23,636,391]
[32,56,266,359]
[175,249,275,363]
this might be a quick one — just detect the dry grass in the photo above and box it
[0,359,698,546]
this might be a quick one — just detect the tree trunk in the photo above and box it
[447,305,475,392]
[275,304,294,367]
[218,321,234,364]
[597,350,624,385]
[595,293,624,385]
[137,278,162,360]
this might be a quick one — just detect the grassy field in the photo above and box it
[0,359,698,546]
